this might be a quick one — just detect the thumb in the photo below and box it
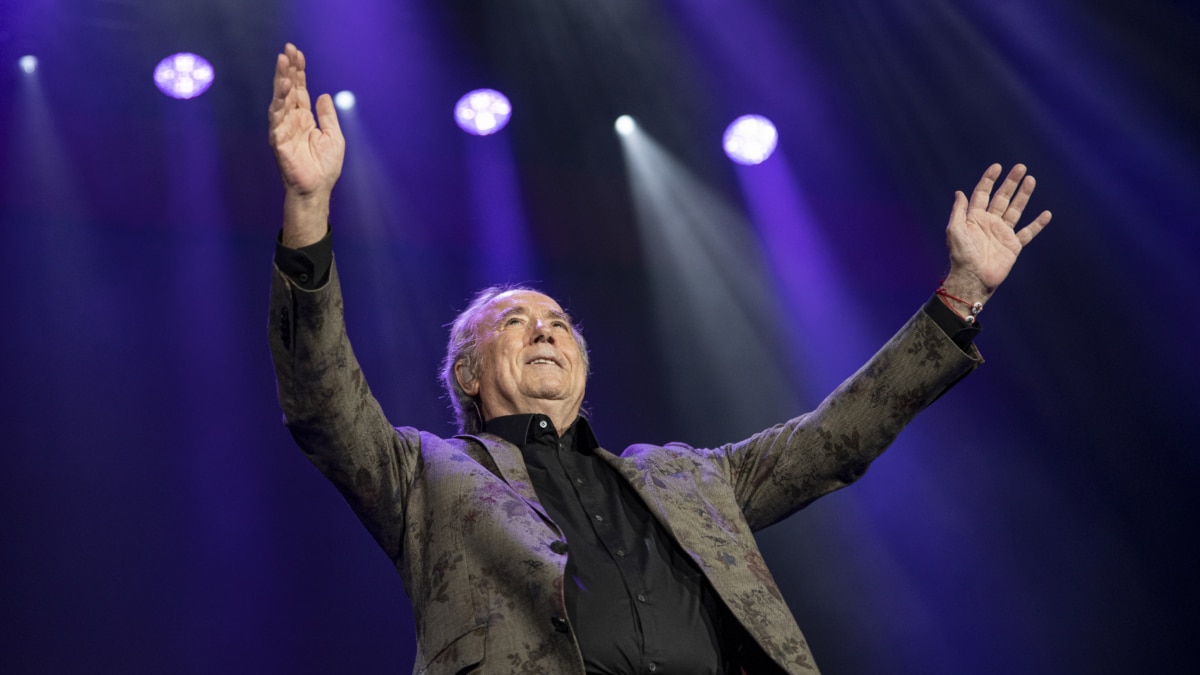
[314,93,343,139]
[947,190,968,230]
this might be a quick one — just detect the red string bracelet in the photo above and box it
[936,286,984,324]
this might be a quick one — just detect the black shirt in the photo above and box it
[485,414,742,675]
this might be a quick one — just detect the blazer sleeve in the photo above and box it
[715,307,983,531]
[268,258,417,558]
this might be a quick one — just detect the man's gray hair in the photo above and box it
[441,285,590,434]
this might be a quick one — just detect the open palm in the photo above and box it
[268,43,344,198]
[945,164,1052,298]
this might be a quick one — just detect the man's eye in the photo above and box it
[505,317,523,326]
[552,321,568,330]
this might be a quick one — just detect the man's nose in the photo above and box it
[532,320,554,343]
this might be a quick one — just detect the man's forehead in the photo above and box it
[486,290,565,315]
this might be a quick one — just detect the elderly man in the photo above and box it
[267,44,1050,675]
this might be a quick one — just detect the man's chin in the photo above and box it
[523,388,570,402]
[519,385,583,408]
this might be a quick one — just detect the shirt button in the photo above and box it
[550,540,569,555]
[574,477,585,485]
[615,548,626,557]
[593,514,603,522]
[636,593,646,602]
[648,663,657,672]
[539,420,548,429]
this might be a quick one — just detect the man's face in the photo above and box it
[458,290,587,425]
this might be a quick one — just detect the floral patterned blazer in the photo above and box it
[269,261,981,675]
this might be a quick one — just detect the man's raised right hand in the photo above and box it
[268,43,345,249]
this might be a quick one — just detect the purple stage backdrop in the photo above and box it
[2,1,1197,674]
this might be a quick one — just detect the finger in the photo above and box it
[269,69,305,129]
[284,43,300,71]
[970,163,1003,212]
[314,93,342,139]
[270,53,292,107]
[277,44,308,102]
[987,163,1027,216]
[269,53,298,131]
[947,190,968,233]
[292,45,307,92]
[1015,210,1051,247]
[290,64,312,114]
[1003,175,1036,226]
[273,52,288,94]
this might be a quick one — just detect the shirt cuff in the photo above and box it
[274,227,333,290]
[923,294,982,351]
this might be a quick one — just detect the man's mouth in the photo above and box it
[527,357,560,367]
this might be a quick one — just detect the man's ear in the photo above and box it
[455,361,480,397]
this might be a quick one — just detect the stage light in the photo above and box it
[19,55,38,74]
[723,115,778,165]
[334,91,356,111]
[153,52,215,100]
[454,89,512,136]
[615,115,636,135]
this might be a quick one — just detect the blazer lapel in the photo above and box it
[459,433,556,527]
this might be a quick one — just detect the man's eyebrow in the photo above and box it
[494,306,574,326]
[495,307,529,322]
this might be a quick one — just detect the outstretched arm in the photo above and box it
[267,46,415,555]
[724,165,1052,526]
[268,43,346,249]
[940,163,1053,314]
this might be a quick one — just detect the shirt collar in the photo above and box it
[483,414,599,451]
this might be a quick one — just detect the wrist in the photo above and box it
[282,191,331,249]
[941,269,993,308]
[938,270,993,324]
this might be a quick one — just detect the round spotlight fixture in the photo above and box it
[723,115,778,165]
[454,88,512,136]
[19,55,38,74]
[154,52,215,100]
[334,90,357,111]
[614,115,636,135]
